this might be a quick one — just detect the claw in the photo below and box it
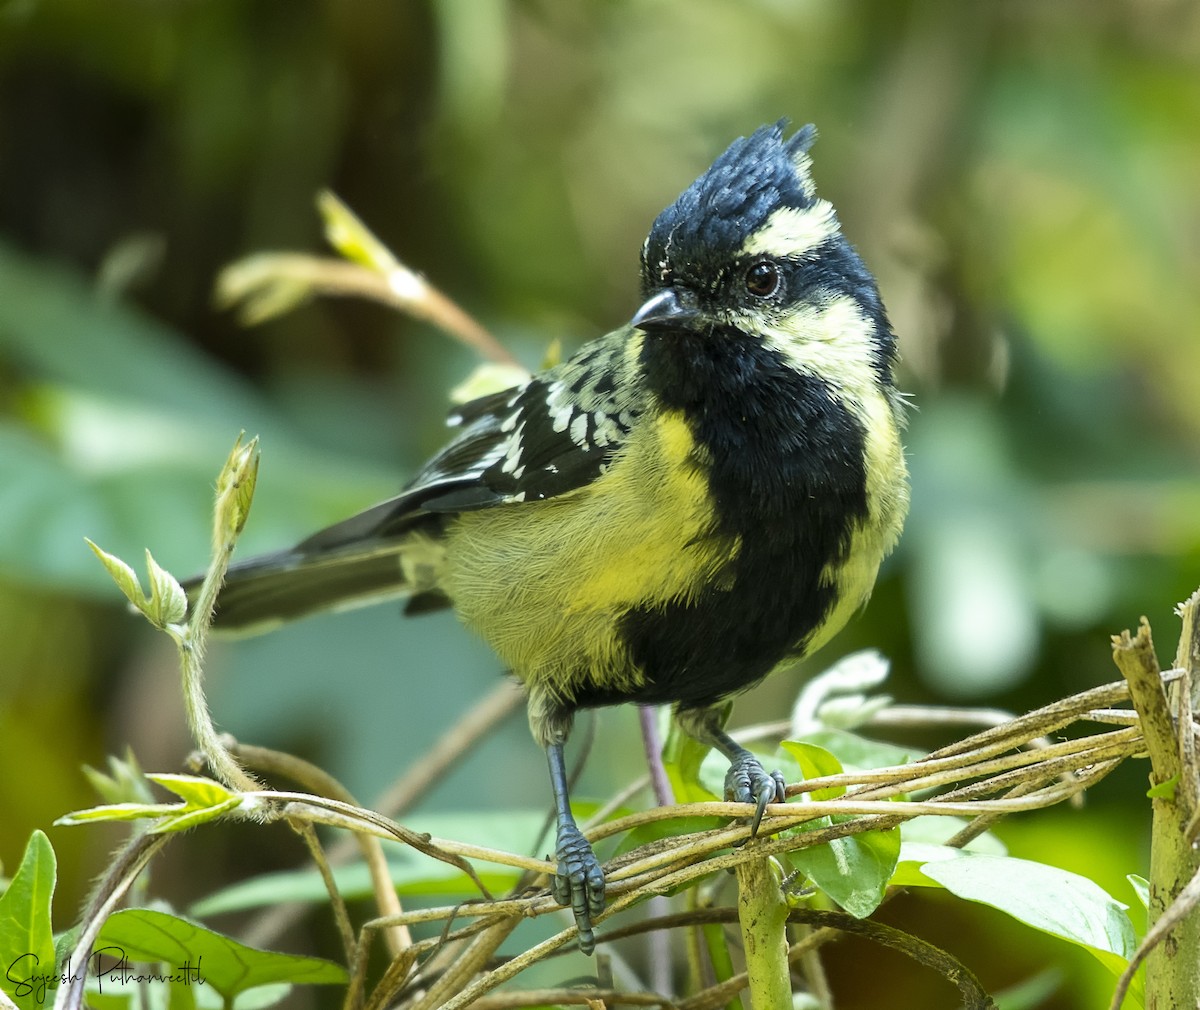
[724,753,786,836]
[553,821,605,954]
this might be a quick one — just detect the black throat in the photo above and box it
[582,326,870,710]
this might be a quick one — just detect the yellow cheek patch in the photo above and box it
[760,295,882,405]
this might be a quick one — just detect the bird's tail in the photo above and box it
[195,542,415,635]
[189,495,442,635]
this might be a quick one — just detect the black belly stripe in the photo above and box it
[573,328,869,710]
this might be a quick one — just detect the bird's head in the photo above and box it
[633,121,898,395]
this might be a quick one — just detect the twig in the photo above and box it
[639,705,677,996]
[605,908,995,1010]
[53,833,173,1010]
[466,989,674,1009]
[242,679,525,950]
[176,434,263,793]
[1112,620,1178,787]
[231,741,412,955]
[293,822,359,968]
[216,254,518,367]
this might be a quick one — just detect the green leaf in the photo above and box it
[662,718,720,804]
[86,538,147,612]
[147,775,236,808]
[95,908,346,1002]
[920,854,1137,976]
[151,797,244,834]
[1127,873,1150,911]
[145,549,187,625]
[0,831,58,1010]
[991,968,1063,1010]
[57,775,242,831]
[788,822,901,918]
[317,190,400,273]
[55,802,180,826]
[776,740,900,917]
[779,740,845,800]
[800,728,925,771]
[83,751,157,807]
[890,815,1007,886]
[1146,774,1178,800]
[85,542,187,631]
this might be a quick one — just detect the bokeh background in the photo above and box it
[2,1,1199,1006]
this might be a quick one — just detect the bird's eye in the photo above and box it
[744,260,780,298]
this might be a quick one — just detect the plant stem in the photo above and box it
[1112,606,1200,1009]
[180,433,261,793]
[735,854,790,1009]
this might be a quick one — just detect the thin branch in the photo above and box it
[1111,619,1178,786]
[216,253,518,367]
[243,679,524,950]
[466,989,674,1009]
[53,833,173,1010]
[293,822,358,967]
[369,679,526,820]
[230,740,411,955]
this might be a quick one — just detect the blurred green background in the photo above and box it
[2,0,1199,1006]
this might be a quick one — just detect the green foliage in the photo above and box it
[661,705,722,804]
[84,542,186,632]
[55,775,243,834]
[778,742,901,918]
[94,908,346,1004]
[1127,874,1150,912]
[0,832,57,1010]
[192,809,551,916]
[1146,775,1179,800]
[920,855,1139,995]
[780,741,847,800]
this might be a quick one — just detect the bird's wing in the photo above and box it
[296,327,644,553]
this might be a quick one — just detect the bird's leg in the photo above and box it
[678,704,786,835]
[531,695,604,954]
[545,740,605,953]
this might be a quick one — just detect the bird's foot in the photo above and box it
[551,822,605,955]
[724,752,786,836]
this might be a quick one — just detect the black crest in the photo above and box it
[641,120,818,290]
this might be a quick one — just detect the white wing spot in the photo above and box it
[569,411,589,448]
[551,404,574,433]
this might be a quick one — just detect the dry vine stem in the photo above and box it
[1109,597,1200,1010]
[331,674,1161,1010]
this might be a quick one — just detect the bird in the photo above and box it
[197,121,910,954]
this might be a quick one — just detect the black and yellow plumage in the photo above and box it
[202,122,909,953]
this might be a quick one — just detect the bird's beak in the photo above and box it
[631,288,702,333]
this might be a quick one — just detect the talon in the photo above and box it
[724,752,786,837]
[553,822,605,954]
